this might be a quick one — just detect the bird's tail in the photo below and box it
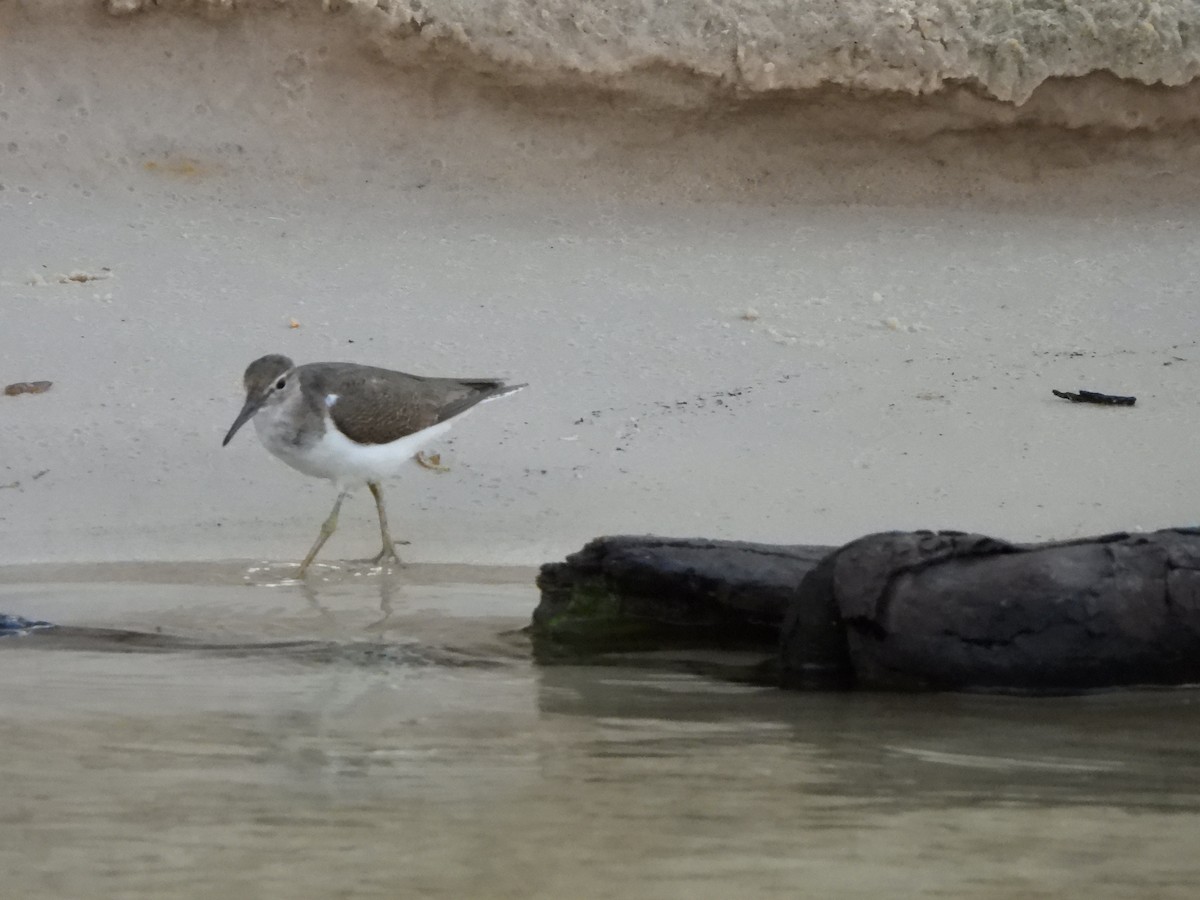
[483,382,527,401]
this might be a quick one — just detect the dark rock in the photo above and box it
[785,528,1200,692]
[532,535,835,661]
[777,547,854,689]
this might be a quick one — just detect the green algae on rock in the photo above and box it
[531,535,834,659]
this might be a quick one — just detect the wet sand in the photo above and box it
[2,565,1199,899]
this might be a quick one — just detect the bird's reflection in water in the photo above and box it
[363,568,400,632]
[299,565,403,633]
[294,566,527,669]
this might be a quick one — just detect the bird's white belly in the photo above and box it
[254,412,452,488]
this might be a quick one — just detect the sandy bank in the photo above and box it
[1,0,1198,566]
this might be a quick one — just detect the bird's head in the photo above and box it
[222,354,297,446]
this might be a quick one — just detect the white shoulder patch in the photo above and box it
[325,393,339,408]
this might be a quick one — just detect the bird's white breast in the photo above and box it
[252,395,452,489]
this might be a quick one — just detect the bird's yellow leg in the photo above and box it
[368,481,403,566]
[298,490,348,576]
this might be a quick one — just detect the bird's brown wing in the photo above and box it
[303,363,515,446]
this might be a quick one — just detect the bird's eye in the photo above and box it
[275,378,286,390]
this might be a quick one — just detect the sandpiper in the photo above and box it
[222,354,525,575]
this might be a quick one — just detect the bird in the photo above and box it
[222,354,525,575]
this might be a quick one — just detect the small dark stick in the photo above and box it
[1052,389,1136,407]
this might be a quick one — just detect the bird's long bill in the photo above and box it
[222,396,261,446]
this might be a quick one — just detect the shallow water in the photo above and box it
[1,565,1199,899]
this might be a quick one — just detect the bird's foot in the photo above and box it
[414,451,451,473]
[368,541,409,568]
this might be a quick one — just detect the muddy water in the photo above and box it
[1,565,1199,899]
